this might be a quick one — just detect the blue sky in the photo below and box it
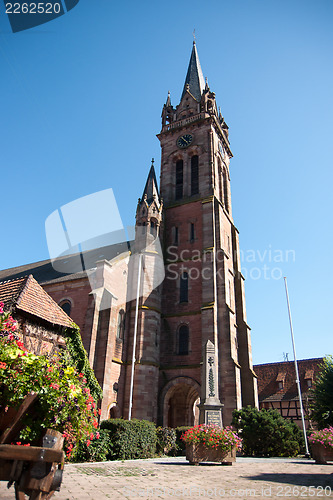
[1,0,332,364]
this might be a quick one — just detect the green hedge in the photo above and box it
[100,418,157,460]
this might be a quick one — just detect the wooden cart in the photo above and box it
[0,392,65,499]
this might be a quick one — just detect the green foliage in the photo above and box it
[310,356,333,429]
[63,324,103,402]
[0,335,100,456]
[156,427,177,455]
[0,306,101,460]
[175,426,191,455]
[100,418,157,460]
[71,430,112,462]
[232,406,304,457]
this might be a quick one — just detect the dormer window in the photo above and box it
[278,381,284,390]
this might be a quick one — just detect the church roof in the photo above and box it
[181,41,205,102]
[0,275,73,328]
[0,241,130,285]
[141,164,160,207]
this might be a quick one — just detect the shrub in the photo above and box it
[100,418,156,460]
[156,427,177,455]
[175,426,191,455]
[232,406,304,457]
[71,429,112,462]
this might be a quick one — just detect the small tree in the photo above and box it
[310,356,333,429]
[232,406,304,457]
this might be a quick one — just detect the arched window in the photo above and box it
[218,160,223,203]
[190,223,195,242]
[175,160,183,200]
[59,300,71,317]
[117,309,125,340]
[191,155,199,196]
[178,325,189,355]
[180,272,188,303]
[150,219,157,236]
[222,169,229,212]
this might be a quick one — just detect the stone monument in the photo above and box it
[198,340,224,427]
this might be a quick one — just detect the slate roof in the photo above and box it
[0,241,130,285]
[141,164,161,207]
[0,275,73,328]
[181,41,206,102]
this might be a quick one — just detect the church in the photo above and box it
[0,42,258,426]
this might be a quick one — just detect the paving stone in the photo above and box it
[0,457,333,499]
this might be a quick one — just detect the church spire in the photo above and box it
[181,41,205,102]
[141,159,161,208]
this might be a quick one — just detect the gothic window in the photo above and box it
[180,272,188,303]
[173,226,179,246]
[228,279,233,308]
[116,309,125,340]
[175,160,183,200]
[218,160,223,202]
[190,223,195,242]
[150,220,157,236]
[59,300,71,317]
[178,325,189,355]
[222,169,229,212]
[191,155,199,196]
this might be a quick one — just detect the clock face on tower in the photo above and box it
[176,134,193,148]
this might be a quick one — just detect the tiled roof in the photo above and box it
[254,358,324,403]
[0,276,27,310]
[0,275,73,328]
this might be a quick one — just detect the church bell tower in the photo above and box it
[157,41,258,425]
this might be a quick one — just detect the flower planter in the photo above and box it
[311,442,333,465]
[186,443,236,466]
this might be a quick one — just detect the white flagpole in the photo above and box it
[128,253,142,421]
[284,277,310,457]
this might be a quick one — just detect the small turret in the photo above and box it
[135,160,163,250]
